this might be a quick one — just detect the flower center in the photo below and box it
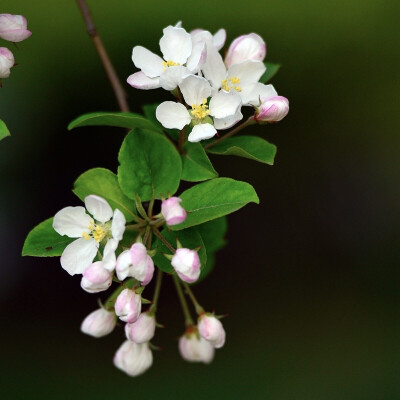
[162,60,180,70]
[221,76,242,92]
[190,99,210,120]
[82,220,109,243]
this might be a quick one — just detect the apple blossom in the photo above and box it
[251,84,289,122]
[116,242,154,285]
[0,47,14,79]
[179,331,215,363]
[0,14,32,43]
[125,312,156,344]
[171,248,201,283]
[80,261,113,293]
[198,314,226,348]
[52,195,126,276]
[161,197,186,226]
[115,288,142,323]
[81,308,116,338]
[114,340,153,377]
[225,33,266,68]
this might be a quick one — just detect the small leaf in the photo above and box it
[207,136,276,165]
[73,168,137,222]
[22,218,74,257]
[68,111,161,132]
[181,142,218,182]
[259,62,281,83]
[0,119,10,141]
[152,227,207,274]
[118,128,182,201]
[143,103,179,141]
[171,178,259,230]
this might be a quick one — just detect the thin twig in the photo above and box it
[150,270,163,314]
[152,227,176,254]
[182,282,204,315]
[76,0,129,112]
[173,275,194,327]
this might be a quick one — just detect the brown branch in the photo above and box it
[76,0,129,112]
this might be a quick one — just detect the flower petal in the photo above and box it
[213,107,243,130]
[213,29,226,51]
[186,42,207,73]
[111,209,126,241]
[116,250,132,281]
[209,90,242,119]
[202,44,226,90]
[244,83,278,106]
[53,206,92,238]
[159,66,190,90]
[156,101,191,130]
[85,195,113,224]
[188,123,217,142]
[225,33,266,68]
[159,26,192,65]
[227,60,266,85]
[60,238,98,275]
[127,71,161,90]
[103,238,119,272]
[179,75,212,106]
[132,46,164,78]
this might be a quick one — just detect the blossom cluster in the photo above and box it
[128,23,289,142]
[0,13,31,80]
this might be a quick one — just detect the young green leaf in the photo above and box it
[73,168,137,222]
[68,112,161,132]
[259,62,281,83]
[22,218,74,257]
[118,129,182,201]
[0,119,10,141]
[181,142,218,182]
[171,178,259,230]
[143,103,179,141]
[207,136,277,165]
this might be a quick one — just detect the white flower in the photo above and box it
[114,340,153,377]
[0,47,14,79]
[156,74,242,142]
[80,261,113,293]
[179,331,215,363]
[0,14,32,43]
[251,84,289,122]
[53,195,126,276]
[125,312,156,344]
[225,33,266,68]
[127,25,205,91]
[115,288,142,323]
[81,308,116,338]
[171,248,201,283]
[198,314,226,348]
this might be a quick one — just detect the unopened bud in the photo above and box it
[161,197,187,226]
[115,288,142,323]
[0,14,32,42]
[81,308,116,338]
[80,261,113,293]
[198,314,226,348]
[125,312,156,344]
[255,96,289,122]
[225,33,266,68]
[113,340,153,377]
[178,330,215,364]
[171,248,201,283]
[0,47,14,79]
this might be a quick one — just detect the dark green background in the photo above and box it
[1,0,399,399]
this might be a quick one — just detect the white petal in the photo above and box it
[160,26,192,65]
[202,44,226,89]
[127,72,160,90]
[53,206,92,238]
[179,75,212,106]
[103,238,118,272]
[186,42,207,73]
[60,238,98,276]
[227,60,266,84]
[159,66,190,90]
[213,107,243,130]
[213,29,226,51]
[225,33,266,68]
[241,83,278,106]
[209,91,242,119]
[111,209,126,241]
[156,101,191,130]
[188,123,217,142]
[191,30,213,45]
[85,195,113,223]
[132,46,164,78]
[258,84,278,101]
[175,21,182,28]
[116,250,132,281]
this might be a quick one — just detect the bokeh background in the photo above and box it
[1,0,399,399]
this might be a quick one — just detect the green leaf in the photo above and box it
[143,103,179,141]
[181,142,218,182]
[22,218,74,257]
[260,62,281,83]
[171,178,259,230]
[73,168,137,222]
[152,227,207,274]
[207,136,277,165]
[118,128,182,201]
[68,111,161,132]
[0,119,10,141]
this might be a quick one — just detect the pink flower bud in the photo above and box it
[171,248,201,283]
[80,308,116,338]
[0,14,32,42]
[0,47,14,78]
[161,197,187,226]
[116,243,154,285]
[80,261,113,293]
[225,33,266,68]
[179,330,215,364]
[114,340,153,377]
[255,96,289,122]
[198,314,226,348]
[115,288,142,323]
[125,312,156,344]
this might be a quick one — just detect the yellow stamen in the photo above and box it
[220,76,242,92]
[93,226,106,243]
[162,60,180,70]
[82,232,91,240]
[191,99,210,120]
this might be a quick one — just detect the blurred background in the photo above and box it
[1,0,399,398]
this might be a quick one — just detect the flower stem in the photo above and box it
[76,0,129,112]
[204,116,256,150]
[182,282,204,315]
[149,270,163,314]
[173,275,194,327]
[178,126,187,154]
[152,227,176,254]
